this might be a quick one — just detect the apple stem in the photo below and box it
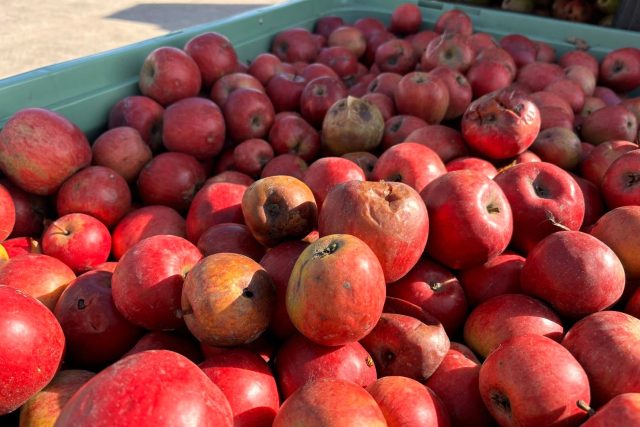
[50,221,71,236]
[576,400,596,416]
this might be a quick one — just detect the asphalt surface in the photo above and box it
[0,0,281,80]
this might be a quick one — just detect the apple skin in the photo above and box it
[182,253,274,347]
[186,181,247,244]
[479,334,590,427]
[425,349,494,427]
[0,285,65,415]
[273,378,387,427]
[315,16,345,39]
[0,108,92,196]
[580,393,640,427]
[579,140,637,186]
[42,213,111,274]
[248,53,287,86]
[389,3,422,34]
[515,62,564,93]
[299,76,348,128]
[387,258,468,337]
[366,376,451,427]
[0,253,75,311]
[287,234,386,346]
[184,32,238,89]
[53,270,143,369]
[434,9,473,36]
[360,312,450,382]
[111,235,203,331]
[560,50,599,79]
[1,237,41,258]
[233,138,274,177]
[55,350,234,427]
[544,79,585,113]
[138,46,202,106]
[590,206,640,279]
[422,33,474,73]
[459,252,525,307]
[601,150,640,208]
[18,370,95,427]
[499,34,537,67]
[466,60,514,98]
[271,28,318,63]
[382,114,429,150]
[0,179,49,239]
[446,156,498,179]
[199,348,279,427]
[374,39,417,75]
[395,71,449,125]
[303,157,365,208]
[197,223,265,261]
[138,152,206,213]
[599,47,640,93]
[405,124,469,162]
[367,71,402,99]
[493,161,585,254]
[529,126,582,171]
[328,26,366,58]
[210,72,265,107]
[564,64,596,96]
[223,88,276,142]
[319,180,429,283]
[463,294,563,358]
[261,153,308,180]
[317,46,359,78]
[0,183,15,241]
[341,151,378,180]
[108,96,164,152]
[123,331,203,364]
[371,142,446,194]
[462,88,541,160]
[275,333,377,399]
[112,205,186,260]
[361,92,394,121]
[92,126,152,183]
[162,97,226,160]
[268,115,321,162]
[581,104,638,145]
[467,32,497,55]
[573,175,605,230]
[562,311,640,404]
[429,66,472,120]
[521,231,625,319]
[421,170,513,270]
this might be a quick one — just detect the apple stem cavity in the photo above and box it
[626,173,640,188]
[77,299,87,310]
[490,390,512,415]
[242,288,254,298]
[576,400,596,416]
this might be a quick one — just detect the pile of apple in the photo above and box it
[1,3,640,426]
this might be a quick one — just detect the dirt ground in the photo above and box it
[0,0,281,80]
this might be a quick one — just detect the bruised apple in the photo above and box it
[321,96,384,155]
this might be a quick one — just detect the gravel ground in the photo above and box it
[0,0,281,80]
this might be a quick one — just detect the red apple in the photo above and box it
[319,180,429,283]
[594,85,622,106]
[1,237,41,258]
[92,126,152,183]
[467,32,497,55]
[248,53,287,86]
[562,311,640,404]
[299,76,348,127]
[366,376,451,427]
[210,72,265,107]
[268,114,321,162]
[108,95,164,152]
[564,64,597,96]
[315,16,345,39]
[560,49,599,78]
[530,126,583,170]
[389,3,422,34]
[303,156,365,208]
[42,213,111,274]
[123,331,203,363]
[590,206,640,279]
[197,223,265,261]
[405,124,468,162]
[535,41,556,62]
[55,350,234,427]
[579,393,640,427]
[382,114,429,150]
[54,270,143,368]
[0,183,15,241]
[261,153,308,179]
[466,60,514,98]
[301,62,339,81]
[112,205,186,260]
[223,88,275,142]
[515,62,564,92]
[0,108,91,196]
[434,9,473,36]
[422,33,473,73]
[317,46,359,78]
[0,179,49,239]
[446,156,498,179]
[499,34,537,67]
[429,66,472,120]
[479,334,590,426]
[138,152,206,213]
[459,252,526,307]
[138,46,201,106]
[208,170,254,186]
[233,138,274,177]
[341,151,378,180]
[265,72,307,113]
[421,170,513,270]
[374,39,417,75]
[584,106,637,144]
[367,71,402,98]
[0,286,65,415]
[395,71,449,125]
[361,92,395,121]
[111,235,202,330]
[599,47,640,93]
[271,28,318,63]
[494,161,585,253]
[184,32,238,89]
[601,150,640,208]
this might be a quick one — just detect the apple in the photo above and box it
[463,294,563,358]
[395,71,449,124]
[599,47,640,93]
[535,41,556,62]
[459,252,526,307]
[573,174,605,230]
[261,153,308,179]
[248,53,288,86]
[387,258,468,337]
[182,253,274,347]
[367,376,450,427]
[341,151,378,180]
[299,76,348,127]
[429,66,472,120]
[564,64,596,96]
[446,156,498,179]
[319,180,429,283]
[467,32,497,55]
[123,331,203,363]
[405,124,469,162]
[268,114,321,162]
[197,223,265,261]
[498,34,537,67]
[208,170,254,186]
[42,213,111,274]
[0,179,49,238]
[434,9,473,36]
[367,71,402,98]
[425,348,494,427]
[303,157,365,208]
[579,393,640,427]
[55,350,234,427]
[362,30,396,66]
[360,312,450,381]
[287,234,386,346]
[601,150,640,208]
[210,72,265,107]
[301,62,339,81]
[271,28,318,63]
[361,92,395,121]
[184,32,238,89]
[521,231,625,319]
[382,114,429,150]
[317,46,359,78]
[0,286,65,415]
[422,33,474,73]
[493,161,585,253]
[466,59,514,98]
[389,3,422,34]
[108,96,164,152]
[461,87,541,160]
[322,96,384,155]
[479,334,590,426]
[1,237,41,258]
[594,85,622,106]
[223,88,275,142]
[199,348,279,427]
[374,39,417,75]
[273,378,386,426]
[590,206,640,279]
[232,138,274,177]
[18,370,94,427]
[54,270,143,369]
[406,30,438,58]
[91,126,152,183]
[138,46,202,106]
[138,152,206,213]
[112,205,186,260]
[275,333,376,399]
[162,97,225,160]
[515,62,564,92]
[475,47,517,78]
[111,235,203,330]
[315,16,345,38]
[559,49,599,78]
[421,170,513,270]
[562,311,640,404]
[0,108,91,196]
[0,183,15,241]
[265,72,307,113]
[529,126,582,170]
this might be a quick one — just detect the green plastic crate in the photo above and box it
[1,0,639,139]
